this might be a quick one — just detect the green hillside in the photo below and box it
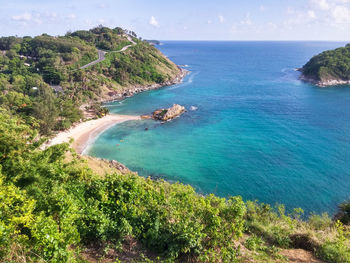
[0,28,349,263]
[0,110,349,262]
[302,44,350,85]
[0,26,180,134]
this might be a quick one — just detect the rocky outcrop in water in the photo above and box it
[152,104,186,121]
[299,73,350,87]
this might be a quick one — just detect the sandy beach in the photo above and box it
[44,114,141,154]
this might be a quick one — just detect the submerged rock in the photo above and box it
[152,104,186,121]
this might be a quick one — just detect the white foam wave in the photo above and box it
[167,71,198,90]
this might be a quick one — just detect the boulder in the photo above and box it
[152,104,186,121]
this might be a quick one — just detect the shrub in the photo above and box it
[335,200,350,225]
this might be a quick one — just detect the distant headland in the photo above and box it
[300,43,350,87]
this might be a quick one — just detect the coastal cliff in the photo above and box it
[101,67,188,103]
[300,43,350,87]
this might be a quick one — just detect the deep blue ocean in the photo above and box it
[88,41,350,215]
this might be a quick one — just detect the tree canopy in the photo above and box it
[0,26,179,135]
[302,44,350,82]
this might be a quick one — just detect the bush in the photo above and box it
[318,221,350,263]
[309,213,333,230]
[335,200,350,225]
[0,110,247,262]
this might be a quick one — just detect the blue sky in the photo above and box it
[1,0,350,40]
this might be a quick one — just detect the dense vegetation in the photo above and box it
[302,43,350,83]
[67,27,135,51]
[0,110,349,262]
[0,26,179,135]
[1,28,349,262]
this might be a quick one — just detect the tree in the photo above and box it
[33,87,58,134]
[42,66,63,85]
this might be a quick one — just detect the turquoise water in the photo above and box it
[88,41,350,214]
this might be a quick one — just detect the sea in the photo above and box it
[87,41,350,215]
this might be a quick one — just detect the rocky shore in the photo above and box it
[47,66,189,156]
[300,75,350,87]
[102,67,188,103]
[298,69,350,87]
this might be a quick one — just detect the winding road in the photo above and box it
[80,50,106,69]
[79,36,136,69]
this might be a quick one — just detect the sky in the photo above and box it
[1,0,350,40]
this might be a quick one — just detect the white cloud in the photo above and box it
[231,24,238,33]
[149,16,159,27]
[49,12,57,19]
[284,8,317,27]
[307,10,317,19]
[11,12,43,24]
[307,0,350,26]
[267,22,278,30]
[240,13,253,25]
[260,5,266,11]
[310,0,330,10]
[218,15,224,23]
[12,12,32,21]
[11,11,79,26]
[332,5,350,23]
[207,20,212,24]
[67,13,76,19]
[287,7,295,14]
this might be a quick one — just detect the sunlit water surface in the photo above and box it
[88,41,350,214]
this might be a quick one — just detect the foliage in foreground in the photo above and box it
[0,110,246,262]
[245,201,350,263]
[0,110,349,262]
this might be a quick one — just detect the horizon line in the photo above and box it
[158,39,350,42]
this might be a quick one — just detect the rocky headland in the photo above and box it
[300,43,350,87]
[102,67,188,103]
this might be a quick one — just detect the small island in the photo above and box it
[152,104,186,121]
[300,43,350,86]
[140,104,186,121]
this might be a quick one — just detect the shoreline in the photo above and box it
[45,66,188,155]
[300,75,350,87]
[101,67,188,103]
[298,69,350,87]
[44,114,141,154]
